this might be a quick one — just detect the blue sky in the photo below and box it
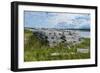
[24,11,90,29]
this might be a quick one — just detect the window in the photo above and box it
[49,33,51,35]
[54,32,56,35]
[59,33,62,35]
[51,37,54,39]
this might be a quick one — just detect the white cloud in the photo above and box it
[47,12,90,29]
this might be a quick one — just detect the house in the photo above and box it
[26,28,81,47]
[33,29,81,47]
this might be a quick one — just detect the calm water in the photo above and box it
[79,31,90,38]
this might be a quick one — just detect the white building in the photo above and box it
[34,29,81,47]
[26,28,81,47]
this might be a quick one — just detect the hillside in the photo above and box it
[24,29,90,62]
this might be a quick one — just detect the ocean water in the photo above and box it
[79,31,90,38]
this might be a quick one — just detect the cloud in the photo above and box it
[47,13,90,29]
[25,11,90,29]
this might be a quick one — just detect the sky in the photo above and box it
[24,11,90,29]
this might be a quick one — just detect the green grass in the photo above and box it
[24,30,90,62]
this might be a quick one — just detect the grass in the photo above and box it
[24,29,90,62]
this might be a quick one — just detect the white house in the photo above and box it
[26,28,81,47]
[36,29,81,47]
